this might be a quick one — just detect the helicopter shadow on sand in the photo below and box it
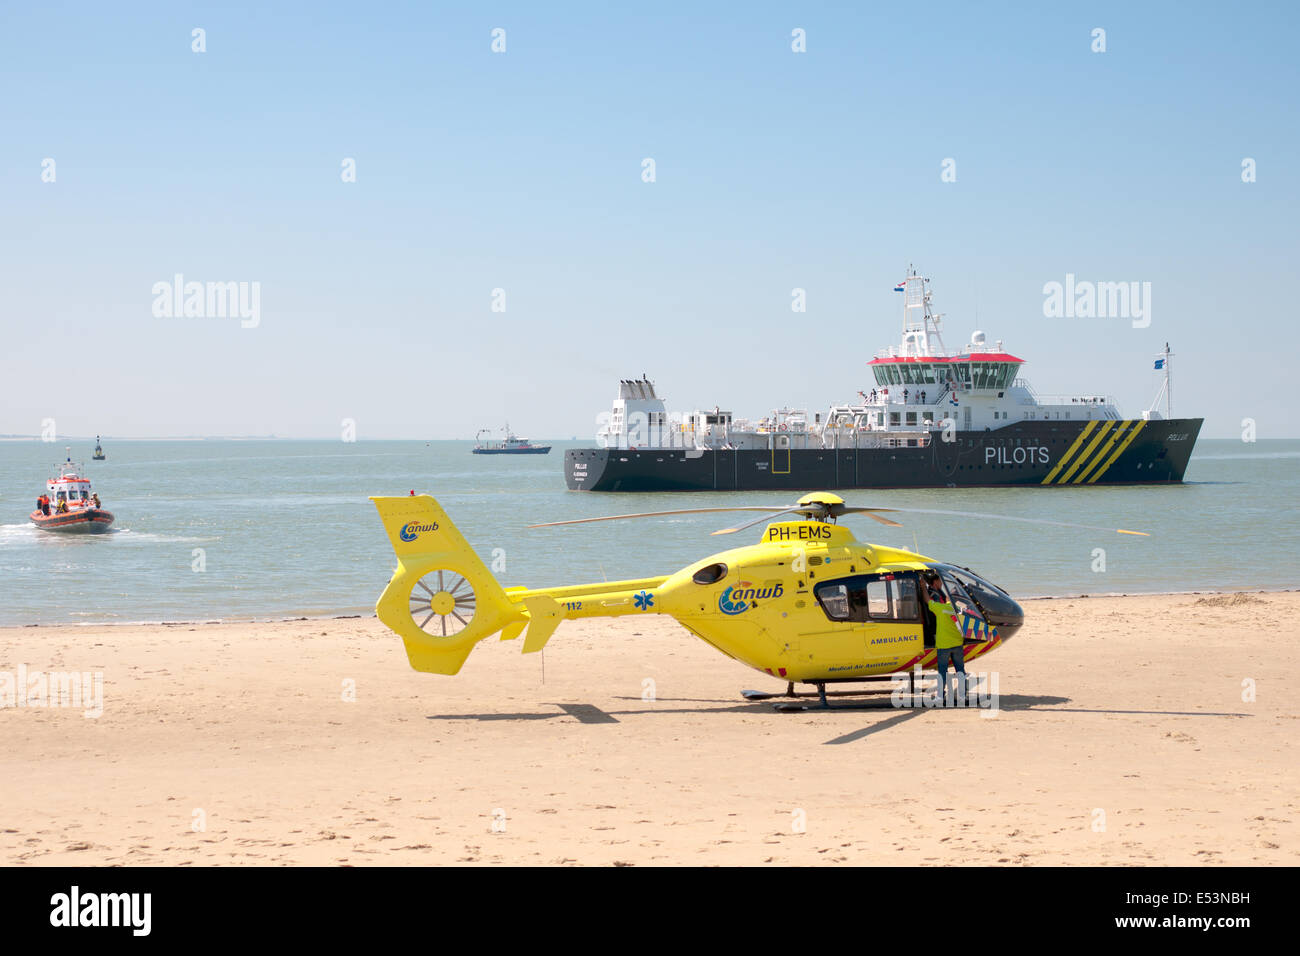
[420,691,1051,728]
[424,699,771,725]
[425,692,1251,747]
[821,694,1252,744]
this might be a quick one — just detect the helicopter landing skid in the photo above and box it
[743,673,929,712]
[740,682,798,701]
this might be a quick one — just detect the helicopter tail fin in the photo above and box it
[371,495,525,675]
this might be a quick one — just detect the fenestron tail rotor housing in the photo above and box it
[409,569,476,637]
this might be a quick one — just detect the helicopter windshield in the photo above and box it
[933,570,983,621]
[929,563,1025,631]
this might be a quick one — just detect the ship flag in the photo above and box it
[893,281,906,292]
[1153,358,1165,369]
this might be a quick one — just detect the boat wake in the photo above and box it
[1,524,215,545]
[0,522,39,542]
[1193,450,1300,461]
[112,529,219,543]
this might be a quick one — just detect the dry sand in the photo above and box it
[1,592,1295,866]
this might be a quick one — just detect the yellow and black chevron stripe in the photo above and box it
[1040,419,1146,485]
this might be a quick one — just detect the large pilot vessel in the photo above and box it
[565,270,1202,492]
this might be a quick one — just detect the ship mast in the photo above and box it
[898,265,946,358]
[1165,344,1172,417]
[1146,343,1173,418]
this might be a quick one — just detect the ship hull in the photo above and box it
[565,418,1202,491]
[30,509,115,533]
[472,447,552,455]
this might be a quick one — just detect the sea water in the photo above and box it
[0,439,1296,626]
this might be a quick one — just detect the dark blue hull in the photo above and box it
[565,418,1202,491]
[472,447,551,455]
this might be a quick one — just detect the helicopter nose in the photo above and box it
[971,582,1024,640]
[987,598,1024,641]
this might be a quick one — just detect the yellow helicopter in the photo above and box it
[370,491,1147,708]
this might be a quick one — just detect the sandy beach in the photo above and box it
[1,592,1295,866]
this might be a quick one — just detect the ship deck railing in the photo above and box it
[818,428,934,449]
[1027,394,1117,407]
[873,345,973,360]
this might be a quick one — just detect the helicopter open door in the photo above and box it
[918,571,979,648]
[935,573,982,644]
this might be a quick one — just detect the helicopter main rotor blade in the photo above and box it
[709,505,904,535]
[527,506,797,529]
[710,508,805,536]
[837,507,904,528]
[851,506,1149,536]
[528,497,1146,537]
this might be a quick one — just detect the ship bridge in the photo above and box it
[868,347,1023,395]
[869,271,1022,397]
[840,270,1121,436]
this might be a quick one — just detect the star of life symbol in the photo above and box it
[633,590,654,610]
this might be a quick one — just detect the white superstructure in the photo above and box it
[596,270,1127,452]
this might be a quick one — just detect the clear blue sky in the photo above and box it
[2,1,1296,439]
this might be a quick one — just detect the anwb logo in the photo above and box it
[719,582,783,615]
[399,521,439,542]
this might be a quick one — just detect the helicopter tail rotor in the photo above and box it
[371,495,526,675]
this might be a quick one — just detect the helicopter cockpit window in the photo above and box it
[815,573,921,623]
[818,584,851,620]
[865,580,889,617]
[692,563,728,586]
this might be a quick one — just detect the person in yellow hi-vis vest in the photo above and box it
[925,573,966,706]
